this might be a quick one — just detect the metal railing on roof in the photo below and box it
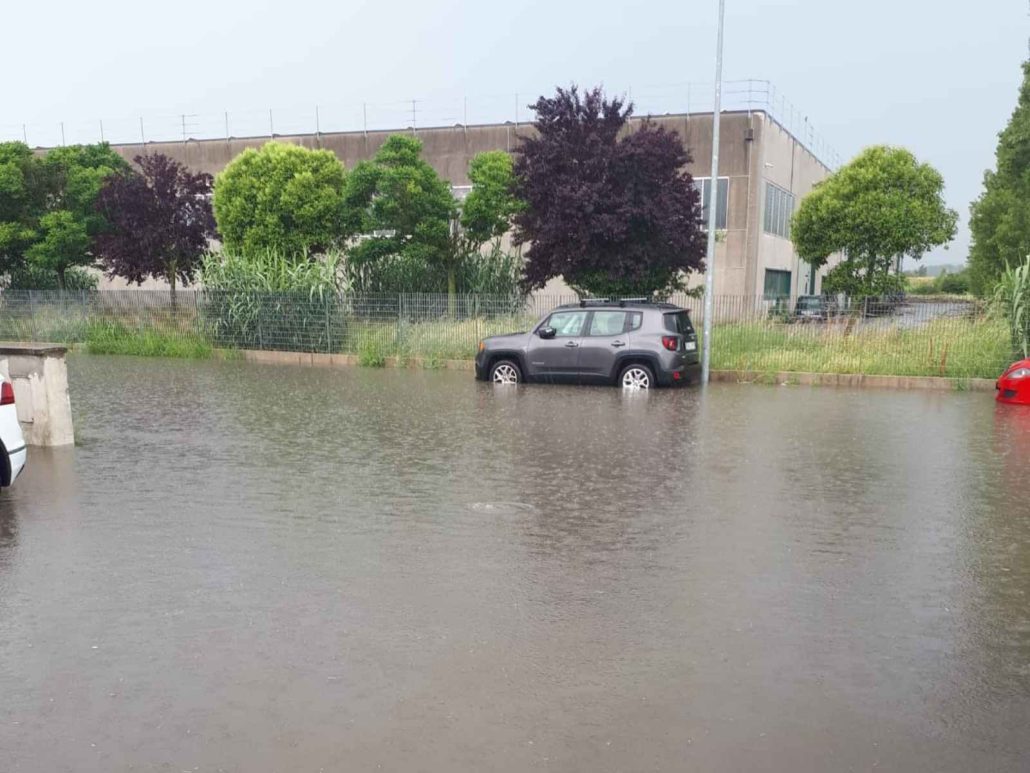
[1,80,841,169]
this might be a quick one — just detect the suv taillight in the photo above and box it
[661,336,679,352]
[0,382,14,406]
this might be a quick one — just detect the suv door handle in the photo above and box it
[564,340,579,348]
[611,340,626,347]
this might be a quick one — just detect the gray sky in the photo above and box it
[2,0,1025,265]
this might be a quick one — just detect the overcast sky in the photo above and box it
[2,0,1025,265]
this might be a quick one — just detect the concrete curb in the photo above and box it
[709,369,997,392]
[216,349,995,391]
[217,349,476,371]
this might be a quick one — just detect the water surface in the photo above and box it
[1,356,1028,771]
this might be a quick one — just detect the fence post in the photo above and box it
[325,293,331,354]
[28,291,38,342]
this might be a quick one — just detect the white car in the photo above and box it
[0,375,27,488]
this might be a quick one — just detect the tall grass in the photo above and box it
[710,317,1011,378]
[993,258,1030,358]
[199,250,346,351]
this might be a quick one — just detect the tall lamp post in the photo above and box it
[701,0,726,385]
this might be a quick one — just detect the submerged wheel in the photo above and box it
[489,359,522,385]
[620,363,654,390]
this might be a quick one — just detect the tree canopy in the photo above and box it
[0,142,45,274]
[460,150,522,245]
[792,145,957,297]
[94,154,216,294]
[512,86,706,297]
[344,135,458,291]
[212,141,349,257]
[969,61,1030,296]
[0,141,127,287]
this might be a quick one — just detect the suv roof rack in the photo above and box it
[576,296,656,308]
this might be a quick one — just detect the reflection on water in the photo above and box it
[0,356,1028,772]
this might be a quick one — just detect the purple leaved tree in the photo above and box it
[94,154,216,301]
[513,86,707,298]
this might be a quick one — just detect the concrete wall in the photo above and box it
[0,345,74,447]
[755,115,836,297]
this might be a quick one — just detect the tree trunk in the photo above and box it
[168,263,178,310]
[447,266,457,319]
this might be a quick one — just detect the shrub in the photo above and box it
[3,265,99,291]
[935,269,971,295]
[212,142,350,257]
[345,243,525,301]
[356,334,388,367]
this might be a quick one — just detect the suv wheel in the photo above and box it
[490,359,522,385]
[620,363,654,389]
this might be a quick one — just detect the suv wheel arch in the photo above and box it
[610,352,662,384]
[485,351,529,380]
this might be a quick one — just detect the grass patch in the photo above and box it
[84,321,212,359]
[344,315,536,363]
[710,317,1012,379]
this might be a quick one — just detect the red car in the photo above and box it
[996,359,1030,405]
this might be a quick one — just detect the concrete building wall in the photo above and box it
[99,110,833,298]
[754,115,835,297]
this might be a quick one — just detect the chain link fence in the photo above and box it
[0,290,1015,378]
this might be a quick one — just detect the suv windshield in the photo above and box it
[797,297,822,310]
[663,311,695,335]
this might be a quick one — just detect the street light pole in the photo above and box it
[701,0,726,385]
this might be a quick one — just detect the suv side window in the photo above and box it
[626,312,642,332]
[545,311,587,337]
[587,311,629,337]
[663,311,695,335]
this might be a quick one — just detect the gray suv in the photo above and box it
[474,300,701,388]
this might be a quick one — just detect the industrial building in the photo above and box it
[106,107,837,298]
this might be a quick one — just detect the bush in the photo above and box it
[212,142,350,257]
[345,243,525,300]
[936,269,971,295]
[4,265,99,291]
[199,250,346,352]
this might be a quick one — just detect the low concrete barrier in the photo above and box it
[0,343,75,447]
[709,369,997,392]
[220,349,997,391]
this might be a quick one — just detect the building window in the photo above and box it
[763,269,792,299]
[763,182,795,239]
[693,177,729,230]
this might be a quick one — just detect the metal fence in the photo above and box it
[0,290,1015,378]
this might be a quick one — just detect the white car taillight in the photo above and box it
[0,382,13,406]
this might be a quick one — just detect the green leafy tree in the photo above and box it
[792,145,957,297]
[213,141,349,257]
[460,151,522,247]
[344,135,457,293]
[0,142,44,274]
[0,141,126,287]
[344,140,525,305]
[969,62,1030,296]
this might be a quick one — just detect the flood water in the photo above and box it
[2,356,1029,772]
